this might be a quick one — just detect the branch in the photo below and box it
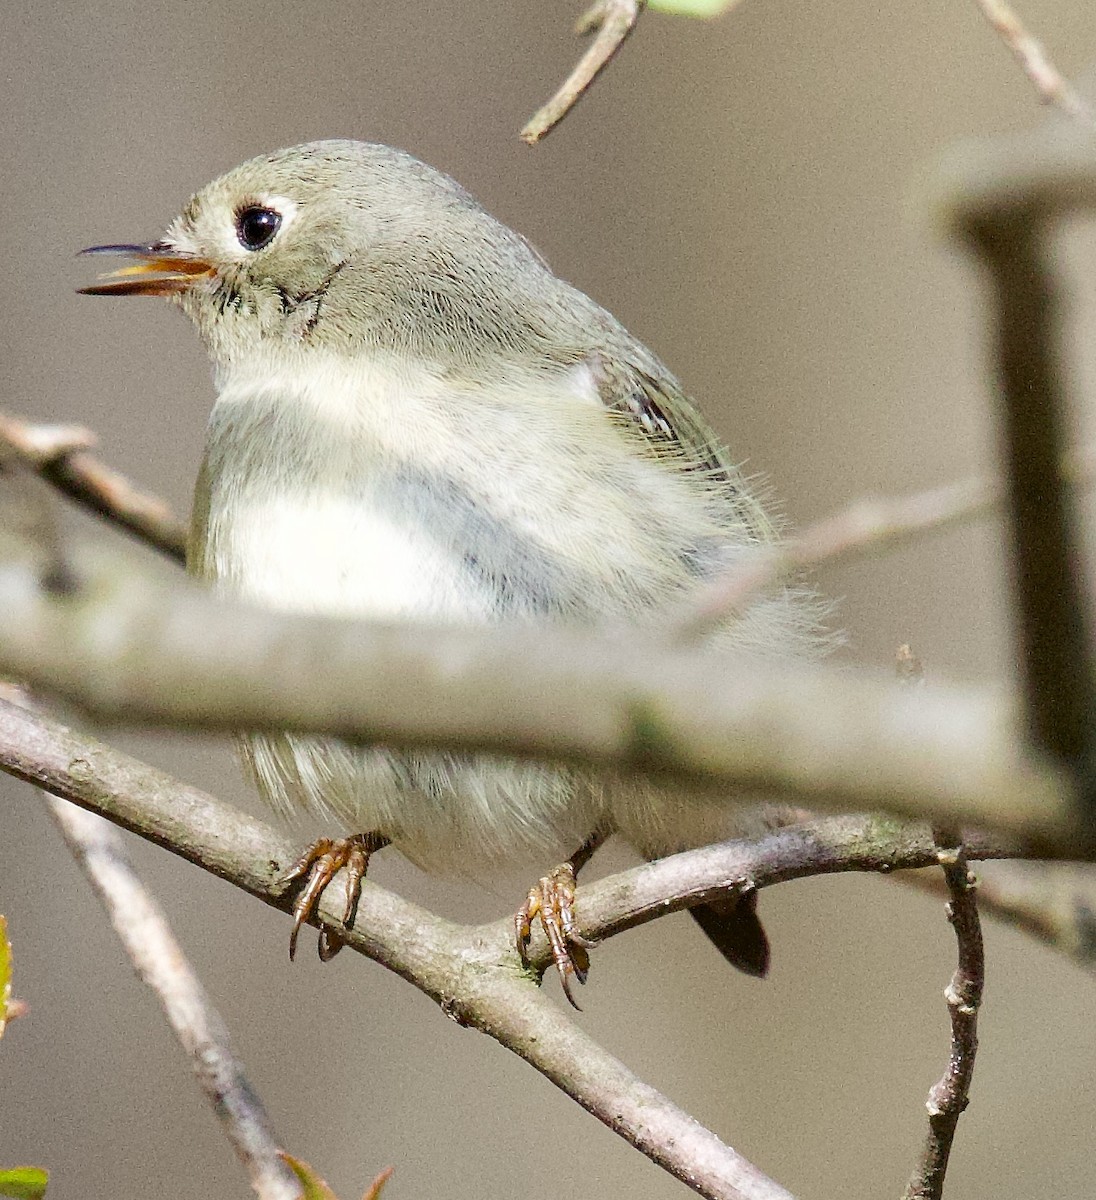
[45,797,299,1200]
[933,122,1096,833]
[0,411,187,564]
[903,844,984,1200]
[973,0,1094,125]
[0,548,1078,851]
[0,698,1024,1200]
[0,695,793,1200]
[899,860,1096,974]
[521,0,645,144]
[672,446,1096,639]
[966,209,1096,783]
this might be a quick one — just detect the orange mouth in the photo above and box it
[77,244,215,296]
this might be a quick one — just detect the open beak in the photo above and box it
[77,243,214,296]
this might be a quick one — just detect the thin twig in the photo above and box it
[0,411,187,564]
[45,797,299,1200]
[973,0,1094,125]
[521,0,645,144]
[903,843,984,1200]
[899,860,1096,974]
[671,445,1096,640]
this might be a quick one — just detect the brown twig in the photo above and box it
[973,0,1094,125]
[0,411,187,564]
[899,860,1096,974]
[672,445,1096,640]
[521,0,645,144]
[45,797,299,1200]
[903,843,984,1200]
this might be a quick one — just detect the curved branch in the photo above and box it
[0,697,1023,1200]
[0,695,792,1200]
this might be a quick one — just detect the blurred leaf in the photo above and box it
[0,1167,49,1199]
[280,1153,393,1200]
[362,1168,394,1200]
[648,0,744,16]
[281,1153,338,1200]
[0,916,11,1038]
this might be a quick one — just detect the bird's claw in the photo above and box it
[279,833,385,961]
[515,861,597,1009]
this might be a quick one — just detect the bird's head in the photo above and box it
[80,140,565,374]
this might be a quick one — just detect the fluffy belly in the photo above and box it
[209,493,492,621]
[206,493,602,872]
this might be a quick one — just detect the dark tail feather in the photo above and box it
[689,890,770,977]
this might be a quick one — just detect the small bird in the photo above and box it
[81,140,823,1003]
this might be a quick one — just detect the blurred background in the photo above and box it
[2,0,1096,1197]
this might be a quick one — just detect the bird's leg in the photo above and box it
[515,831,607,1009]
[279,832,390,962]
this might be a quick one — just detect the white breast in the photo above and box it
[200,351,497,621]
[217,493,488,620]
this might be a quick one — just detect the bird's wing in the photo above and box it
[591,353,779,544]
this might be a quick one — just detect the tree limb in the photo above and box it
[0,697,1022,1200]
[0,694,794,1200]
[0,548,1077,852]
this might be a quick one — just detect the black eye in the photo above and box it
[235,206,281,251]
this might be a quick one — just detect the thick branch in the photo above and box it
[0,550,1076,851]
[0,695,792,1200]
[965,212,1096,790]
[46,797,299,1200]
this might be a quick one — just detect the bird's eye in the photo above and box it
[235,206,281,251]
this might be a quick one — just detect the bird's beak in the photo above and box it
[77,243,214,297]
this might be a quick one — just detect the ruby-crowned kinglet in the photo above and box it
[81,140,823,1002]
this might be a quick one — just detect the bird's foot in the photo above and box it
[279,832,389,961]
[515,861,597,1009]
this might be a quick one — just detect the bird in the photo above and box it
[80,139,824,1004]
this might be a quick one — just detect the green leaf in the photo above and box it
[0,1167,49,1199]
[282,1154,338,1200]
[0,916,11,1037]
[648,0,744,16]
[280,1153,392,1200]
